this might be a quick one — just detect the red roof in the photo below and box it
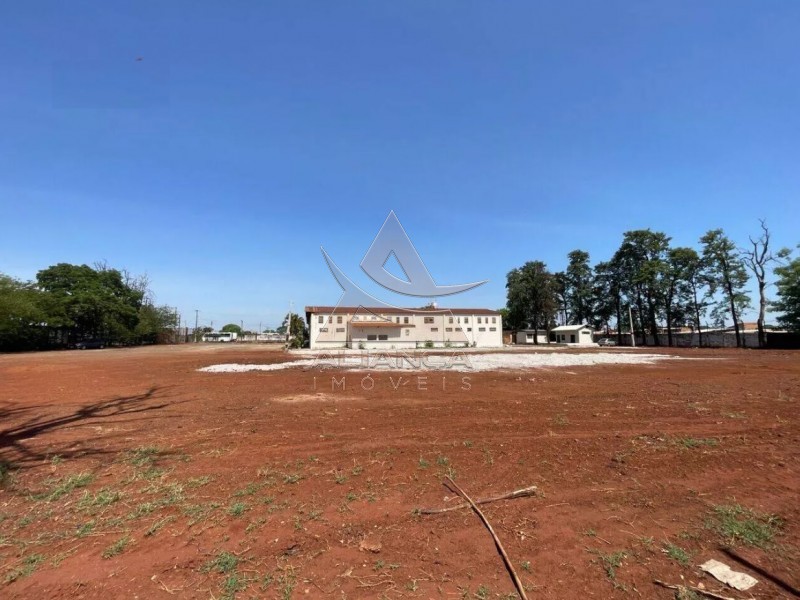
[305,306,501,316]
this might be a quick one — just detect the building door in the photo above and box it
[570,334,576,343]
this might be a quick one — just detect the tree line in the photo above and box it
[0,262,178,351]
[505,221,800,347]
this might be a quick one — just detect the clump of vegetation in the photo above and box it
[4,554,44,583]
[38,472,94,501]
[708,504,783,548]
[674,437,718,449]
[663,542,691,566]
[282,473,302,484]
[145,516,176,537]
[228,502,248,517]
[126,446,161,467]
[186,475,213,488]
[102,534,131,558]
[78,488,122,511]
[590,549,627,587]
[203,550,239,574]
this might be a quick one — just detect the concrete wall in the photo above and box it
[598,331,762,348]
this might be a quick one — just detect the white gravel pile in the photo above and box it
[199,351,686,373]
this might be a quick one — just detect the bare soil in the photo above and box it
[1,344,798,599]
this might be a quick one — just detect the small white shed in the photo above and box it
[516,329,549,345]
[551,324,595,345]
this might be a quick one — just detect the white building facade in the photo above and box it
[305,306,503,350]
[551,324,595,345]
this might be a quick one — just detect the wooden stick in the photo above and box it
[419,484,538,515]
[444,477,528,600]
[653,579,737,600]
[719,547,800,598]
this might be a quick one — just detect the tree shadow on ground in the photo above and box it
[0,386,183,470]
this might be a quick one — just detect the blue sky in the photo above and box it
[1,2,798,330]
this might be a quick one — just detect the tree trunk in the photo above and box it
[726,280,741,347]
[666,305,673,347]
[693,287,703,348]
[757,280,767,348]
[636,290,647,346]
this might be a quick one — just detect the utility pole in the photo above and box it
[194,310,199,343]
[628,305,636,348]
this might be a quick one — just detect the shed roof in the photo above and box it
[551,324,594,332]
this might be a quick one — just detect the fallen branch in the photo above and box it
[419,484,538,515]
[444,477,528,600]
[719,547,800,598]
[653,579,738,600]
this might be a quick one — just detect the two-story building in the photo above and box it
[305,306,503,350]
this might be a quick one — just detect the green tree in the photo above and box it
[701,230,751,347]
[281,313,308,348]
[563,250,595,325]
[221,323,243,335]
[772,248,800,332]
[36,263,143,343]
[663,247,701,347]
[135,304,178,343]
[593,260,622,339]
[0,274,46,350]
[506,261,558,344]
[612,230,671,345]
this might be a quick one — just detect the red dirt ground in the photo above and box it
[1,344,798,599]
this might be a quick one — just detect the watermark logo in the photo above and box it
[309,212,489,384]
[322,210,486,303]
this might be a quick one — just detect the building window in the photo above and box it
[477,317,482,324]
[404,317,409,324]
[464,317,469,324]
[337,316,342,324]
[478,327,486,332]
[490,327,497,331]
[319,327,328,332]
[328,316,333,323]
[405,329,410,336]
[431,327,438,332]
[492,317,496,324]
[526,334,533,342]
[367,334,377,341]
[424,316,434,324]
[370,316,377,320]
[396,317,400,323]
[467,327,472,332]
[445,327,453,332]
[448,316,454,324]
[378,334,388,341]
[318,316,324,323]
[336,327,345,333]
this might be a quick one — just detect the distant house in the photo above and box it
[305,306,503,350]
[515,329,549,345]
[551,324,595,345]
[202,331,238,343]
